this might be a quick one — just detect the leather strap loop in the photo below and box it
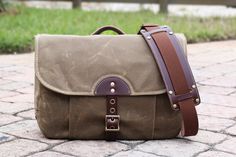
[92,25,125,35]
[139,25,200,136]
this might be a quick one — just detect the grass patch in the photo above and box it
[1,6,236,53]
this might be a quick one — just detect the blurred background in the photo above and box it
[1,0,236,54]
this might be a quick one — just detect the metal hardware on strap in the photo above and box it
[143,27,170,35]
[105,96,120,140]
[172,91,197,108]
[139,25,200,136]
[105,115,120,131]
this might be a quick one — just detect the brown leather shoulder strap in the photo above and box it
[139,25,200,136]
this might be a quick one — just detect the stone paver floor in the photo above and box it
[0,40,236,157]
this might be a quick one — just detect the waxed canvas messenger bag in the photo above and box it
[35,24,201,140]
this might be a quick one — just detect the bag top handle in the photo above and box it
[92,25,125,35]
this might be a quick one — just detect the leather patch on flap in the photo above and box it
[95,77,131,96]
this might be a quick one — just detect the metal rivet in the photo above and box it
[192,84,196,89]
[110,108,116,114]
[110,82,115,87]
[110,88,115,93]
[110,99,116,105]
[110,118,115,122]
[162,25,168,28]
[195,98,200,103]
[110,126,115,129]
[168,90,173,95]
[173,104,178,109]
[169,31,173,35]
[147,36,151,40]
[140,29,146,33]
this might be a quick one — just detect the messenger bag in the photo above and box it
[35,24,200,140]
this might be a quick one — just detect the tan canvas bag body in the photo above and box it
[35,25,200,140]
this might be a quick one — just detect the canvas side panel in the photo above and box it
[154,94,182,139]
[35,78,69,138]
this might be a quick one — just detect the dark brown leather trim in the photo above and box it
[147,27,168,35]
[168,34,200,105]
[92,25,125,35]
[95,77,131,96]
[139,25,200,136]
[139,29,176,108]
[179,99,198,136]
[138,24,159,33]
[172,92,194,104]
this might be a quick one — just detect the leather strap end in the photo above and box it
[179,99,199,136]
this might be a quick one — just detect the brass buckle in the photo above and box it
[105,115,120,132]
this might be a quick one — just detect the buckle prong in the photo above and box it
[105,115,120,132]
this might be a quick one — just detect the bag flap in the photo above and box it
[35,34,187,96]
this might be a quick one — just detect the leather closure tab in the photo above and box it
[105,96,120,140]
